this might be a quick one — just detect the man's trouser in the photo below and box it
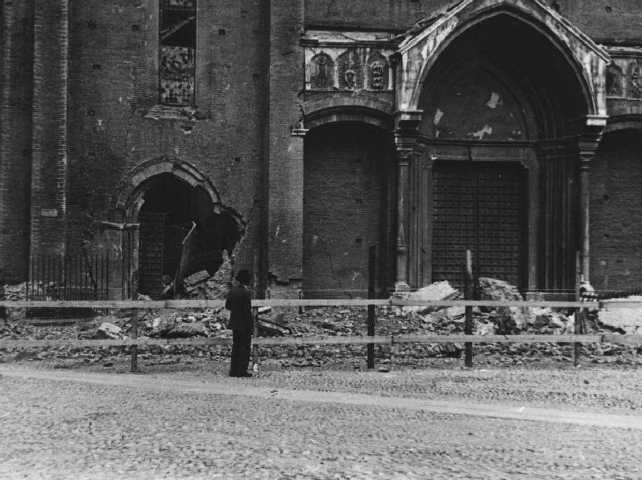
[230,329,252,376]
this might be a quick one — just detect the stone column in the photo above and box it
[394,148,411,291]
[578,117,606,282]
[393,110,422,291]
[30,0,69,259]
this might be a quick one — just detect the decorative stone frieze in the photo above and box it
[605,47,642,100]
[303,30,395,92]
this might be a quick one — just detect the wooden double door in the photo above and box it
[430,161,527,290]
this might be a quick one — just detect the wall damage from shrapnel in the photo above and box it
[0,0,642,306]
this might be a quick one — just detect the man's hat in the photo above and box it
[235,269,251,285]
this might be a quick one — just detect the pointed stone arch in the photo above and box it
[395,0,610,120]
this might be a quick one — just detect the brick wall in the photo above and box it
[590,130,642,292]
[267,0,306,286]
[0,0,34,284]
[65,0,268,275]
[30,0,69,259]
[303,124,389,297]
[304,0,642,41]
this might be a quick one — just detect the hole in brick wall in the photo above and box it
[87,20,97,30]
[92,64,102,71]
[234,157,241,163]
[131,24,141,31]
[355,238,363,245]
[603,194,610,201]
[605,5,612,13]
[218,28,226,36]
[87,109,96,117]
[137,173,242,299]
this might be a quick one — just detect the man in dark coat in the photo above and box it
[225,269,253,377]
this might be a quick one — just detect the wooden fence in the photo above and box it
[1,298,641,372]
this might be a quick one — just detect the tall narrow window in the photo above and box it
[159,0,196,106]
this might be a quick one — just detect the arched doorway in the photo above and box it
[590,129,642,292]
[129,172,241,298]
[303,123,394,297]
[399,8,603,293]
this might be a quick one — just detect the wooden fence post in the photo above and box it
[130,309,139,373]
[574,251,582,367]
[367,245,376,370]
[464,249,474,368]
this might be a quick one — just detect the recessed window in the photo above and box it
[159,0,196,106]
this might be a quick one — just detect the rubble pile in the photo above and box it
[598,296,642,335]
[182,249,237,300]
[2,276,642,368]
[478,277,533,333]
[1,282,28,322]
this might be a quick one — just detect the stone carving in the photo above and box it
[344,69,357,89]
[606,63,623,96]
[630,60,641,99]
[367,52,389,90]
[310,53,335,89]
[338,50,363,90]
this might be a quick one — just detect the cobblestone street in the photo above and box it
[1,363,641,479]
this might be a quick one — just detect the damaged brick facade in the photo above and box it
[1,0,641,298]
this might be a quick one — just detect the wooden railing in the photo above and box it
[1,298,640,372]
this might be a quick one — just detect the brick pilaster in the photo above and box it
[267,0,305,287]
[30,0,69,259]
[0,0,34,283]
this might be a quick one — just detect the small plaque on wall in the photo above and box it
[40,209,58,218]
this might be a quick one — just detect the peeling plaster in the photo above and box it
[433,108,444,125]
[485,91,502,109]
[470,124,493,140]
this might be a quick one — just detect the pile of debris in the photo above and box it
[598,296,642,335]
[390,277,582,337]
[79,304,294,341]
[181,249,234,300]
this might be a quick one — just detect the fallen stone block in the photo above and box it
[166,321,209,338]
[398,281,460,314]
[91,322,123,340]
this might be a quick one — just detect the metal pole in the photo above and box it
[367,245,376,370]
[464,249,474,368]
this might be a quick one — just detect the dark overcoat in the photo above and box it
[225,285,253,332]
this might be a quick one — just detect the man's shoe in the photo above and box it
[240,372,253,378]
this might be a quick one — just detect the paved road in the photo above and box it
[1,366,641,479]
